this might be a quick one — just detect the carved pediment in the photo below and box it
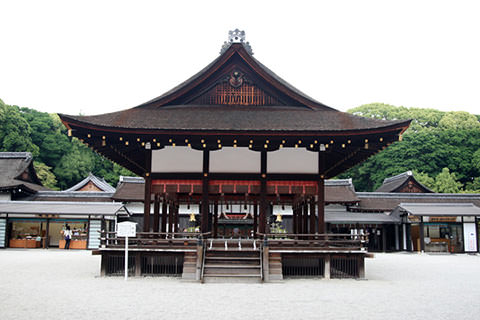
[189,70,283,106]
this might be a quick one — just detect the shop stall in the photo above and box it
[0,201,129,249]
[392,203,480,253]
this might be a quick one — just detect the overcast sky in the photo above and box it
[1,0,479,116]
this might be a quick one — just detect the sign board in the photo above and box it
[463,223,477,252]
[117,221,137,237]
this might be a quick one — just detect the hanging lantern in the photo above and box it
[276,214,283,222]
[189,213,196,222]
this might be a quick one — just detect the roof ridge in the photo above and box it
[0,152,32,159]
[383,170,412,184]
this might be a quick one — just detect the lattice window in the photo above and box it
[192,81,281,106]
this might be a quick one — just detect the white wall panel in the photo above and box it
[267,148,318,174]
[210,147,260,173]
[152,147,203,173]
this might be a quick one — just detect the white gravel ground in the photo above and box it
[1,250,479,320]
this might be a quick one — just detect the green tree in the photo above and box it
[438,111,480,130]
[34,161,59,190]
[53,138,96,189]
[433,168,462,193]
[20,108,71,168]
[412,170,435,190]
[0,100,39,155]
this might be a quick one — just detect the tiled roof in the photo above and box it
[375,170,433,193]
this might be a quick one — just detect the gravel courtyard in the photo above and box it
[0,250,479,320]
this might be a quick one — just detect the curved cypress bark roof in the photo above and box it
[59,43,409,134]
[58,40,410,176]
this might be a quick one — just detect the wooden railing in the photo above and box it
[259,233,368,251]
[99,231,366,251]
[99,231,211,250]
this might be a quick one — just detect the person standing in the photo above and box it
[63,225,72,249]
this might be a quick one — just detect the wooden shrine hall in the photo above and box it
[59,30,410,281]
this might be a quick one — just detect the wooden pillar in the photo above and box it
[309,199,316,234]
[318,151,325,234]
[259,150,267,235]
[253,203,258,238]
[201,150,210,233]
[153,194,160,233]
[324,254,331,279]
[303,201,309,235]
[213,202,218,238]
[382,226,387,252]
[168,201,174,235]
[394,224,400,251]
[358,255,365,279]
[293,204,297,234]
[419,217,425,252]
[298,202,304,235]
[143,148,152,232]
[143,176,152,232]
[45,218,50,249]
[173,203,179,233]
[135,253,141,277]
[161,200,167,234]
[317,178,325,234]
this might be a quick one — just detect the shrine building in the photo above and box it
[59,30,410,281]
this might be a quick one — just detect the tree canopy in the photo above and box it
[0,99,133,190]
[341,103,480,192]
[1,99,479,193]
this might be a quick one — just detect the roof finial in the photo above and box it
[220,29,253,55]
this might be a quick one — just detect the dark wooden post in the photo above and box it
[143,176,152,232]
[259,150,267,235]
[143,148,152,232]
[45,218,50,249]
[174,203,179,233]
[201,150,210,233]
[161,200,167,234]
[293,203,297,234]
[303,201,309,235]
[213,202,218,238]
[153,194,160,233]
[297,202,303,235]
[253,203,258,238]
[309,199,316,234]
[168,201,174,236]
[419,217,425,252]
[318,151,326,234]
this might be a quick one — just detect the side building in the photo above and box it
[0,154,128,250]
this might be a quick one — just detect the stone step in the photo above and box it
[202,275,262,283]
[204,264,260,269]
[204,267,260,275]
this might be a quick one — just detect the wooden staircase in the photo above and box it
[201,239,263,283]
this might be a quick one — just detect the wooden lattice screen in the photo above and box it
[192,81,281,106]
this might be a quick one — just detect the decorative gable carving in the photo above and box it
[189,70,282,106]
